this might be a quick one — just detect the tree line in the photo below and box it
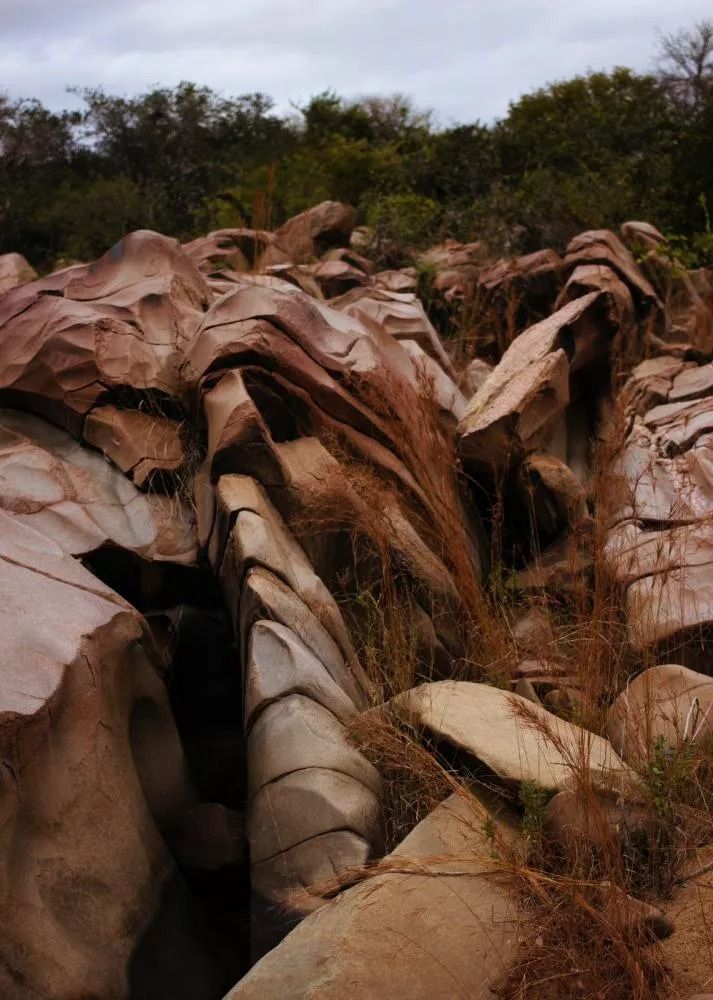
[1,21,712,269]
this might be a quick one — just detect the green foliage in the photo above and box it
[655,197,713,269]
[40,176,144,261]
[488,69,678,248]
[1,33,713,269]
[366,194,442,253]
[519,780,549,853]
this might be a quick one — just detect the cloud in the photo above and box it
[1,0,711,122]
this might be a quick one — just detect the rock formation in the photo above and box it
[0,202,711,998]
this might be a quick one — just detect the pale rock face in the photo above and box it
[1,205,702,996]
[0,230,208,431]
[244,621,359,728]
[605,358,713,654]
[246,694,380,799]
[0,513,213,999]
[0,407,195,562]
[224,792,524,1000]
[0,252,37,295]
[621,220,666,253]
[563,229,661,315]
[457,292,605,476]
[458,356,493,398]
[240,569,369,712]
[558,262,636,335]
[270,201,357,262]
[329,284,456,377]
[392,680,633,792]
[606,664,713,762]
[372,267,417,293]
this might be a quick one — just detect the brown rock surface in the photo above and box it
[271,201,357,262]
[605,358,713,653]
[563,229,661,315]
[2,210,705,994]
[0,251,37,294]
[84,404,186,487]
[224,791,523,1000]
[457,292,605,476]
[606,664,713,762]
[0,407,195,561]
[329,283,456,376]
[0,512,220,998]
[392,680,632,792]
[0,230,208,430]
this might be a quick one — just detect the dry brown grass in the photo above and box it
[284,283,713,996]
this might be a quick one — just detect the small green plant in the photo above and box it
[519,780,549,859]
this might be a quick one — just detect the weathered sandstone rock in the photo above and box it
[0,513,221,998]
[0,251,37,294]
[84,404,186,487]
[620,220,666,253]
[457,292,606,478]
[606,664,713,762]
[605,358,713,653]
[225,791,523,1000]
[329,284,456,376]
[270,201,357,263]
[0,230,208,431]
[563,229,661,316]
[0,407,196,562]
[392,680,631,792]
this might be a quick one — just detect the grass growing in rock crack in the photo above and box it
[288,316,713,996]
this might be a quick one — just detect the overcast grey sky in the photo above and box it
[2,0,711,123]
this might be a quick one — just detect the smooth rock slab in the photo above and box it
[246,693,380,799]
[226,792,523,1000]
[392,680,631,792]
[457,293,604,475]
[248,767,383,864]
[245,620,358,729]
[213,474,364,687]
[240,568,369,711]
[0,513,214,999]
[606,664,713,761]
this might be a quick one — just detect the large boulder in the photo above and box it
[606,664,713,762]
[329,284,457,377]
[563,229,661,317]
[0,252,37,295]
[605,359,713,657]
[457,292,606,478]
[0,513,223,999]
[0,407,196,563]
[206,473,381,955]
[224,791,523,1000]
[269,201,357,263]
[391,680,632,792]
[0,230,209,432]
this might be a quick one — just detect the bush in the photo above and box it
[366,193,442,260]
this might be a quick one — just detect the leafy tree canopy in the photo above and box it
[0,25,711,269]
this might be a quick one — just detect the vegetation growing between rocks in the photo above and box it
[281,310,713,997]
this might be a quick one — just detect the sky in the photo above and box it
[1,0,711,124]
